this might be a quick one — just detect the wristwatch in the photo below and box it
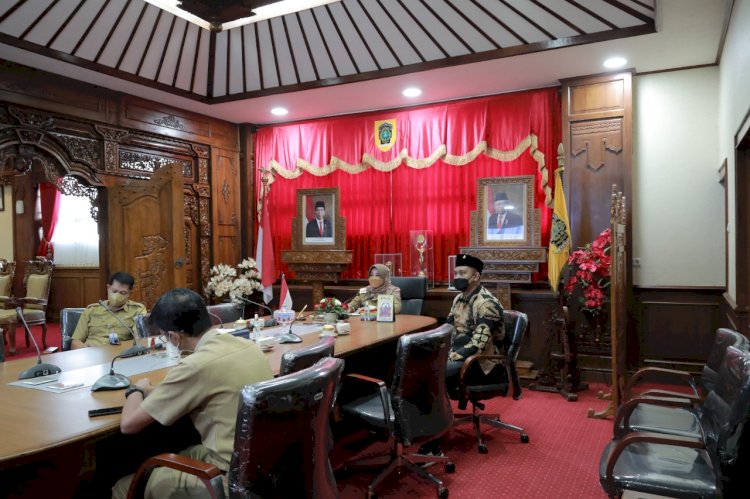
[125,386,146,399]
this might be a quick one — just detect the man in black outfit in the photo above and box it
[305,200,333,237]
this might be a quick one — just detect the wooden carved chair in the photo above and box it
[0,258,18,355]
[16,257,54,351]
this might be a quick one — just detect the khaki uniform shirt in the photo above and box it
[349,284,402,314]
[447,285,504,374]
[141,330,273,471]
[71,300,146,346]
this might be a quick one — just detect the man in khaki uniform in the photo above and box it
[71,272,146,349]
[112,288,273,499]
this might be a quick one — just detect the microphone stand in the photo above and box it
[208,310,225,328]
[98,300,149,357]
[237,297,277,327]
[278,306,307,344]
[91,349,142,391]
[16,307,62,380]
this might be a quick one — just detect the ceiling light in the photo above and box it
[271,107,288,116]
[402,87,422,98]
[603,57,627,69]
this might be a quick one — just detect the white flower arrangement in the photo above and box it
[205,258,263,304]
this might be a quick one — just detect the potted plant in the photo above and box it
[204,258,263,315]
[315,297,349,324]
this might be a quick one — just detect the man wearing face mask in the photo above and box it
[70,272,146,349]
[347,264,402,314]
[112,288,273,499]
[418,254,505,462]
[445,254,504,397]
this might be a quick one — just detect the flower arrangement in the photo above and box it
[204,258,263,304]
[315,297,349,318]
[563,228,612,315]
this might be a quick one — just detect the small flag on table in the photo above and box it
[279,273,293,311]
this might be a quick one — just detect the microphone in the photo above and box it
[98,300,149,357]
[208,310,225,328]
[17,307,62,380]
[237,296,273,316]
[91,348,145,391]
[278,306,307,344]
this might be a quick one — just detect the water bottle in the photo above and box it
[252,313,261,340]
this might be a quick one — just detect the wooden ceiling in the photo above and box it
[0,0,656,104]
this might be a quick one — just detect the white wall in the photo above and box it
[0,185,13,259]
[632,67,723,287]
[719,0,750,300]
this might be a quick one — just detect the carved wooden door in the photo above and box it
[107,165,185,309]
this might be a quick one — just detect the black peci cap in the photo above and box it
[456,254,483,273]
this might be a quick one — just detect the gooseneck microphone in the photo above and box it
[98,300,149,357]
[278,305,307,344]
[91,347,146,391]
[237,297,277,327]
[208,310,225,328]
[16,307,62,380]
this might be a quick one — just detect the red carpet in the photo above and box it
[334,387,613,499]
[3,322,62,360]
[5,324,614,498]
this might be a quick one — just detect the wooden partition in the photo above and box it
[48,267,101,321]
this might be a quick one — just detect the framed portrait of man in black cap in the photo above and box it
[477,176,534,246]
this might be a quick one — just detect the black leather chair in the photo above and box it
[206,303,243,326]
[126,357,344,499]
[452,310,529,453]
[279,336,336,376]
[341,324,455,499]
[600,346,750,498]
[390,276,427,315]
[624,328,749,402]
[60,307,85,351]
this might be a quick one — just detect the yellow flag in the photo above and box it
[548,168,571,293]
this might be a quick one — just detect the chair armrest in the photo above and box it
[613,395,699,439]
[603,432,706,493]
[126,453,224,499]
[19,297,48,306]
[639,388,702,403]
[459,353,522,401]
[0,295,18,305]
[343,374,393,434]
[625,366,698,400]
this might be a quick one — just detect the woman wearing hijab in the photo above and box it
[348,264,402,314]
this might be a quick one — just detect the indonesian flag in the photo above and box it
[255,192,276,304]
[279,273,292,311]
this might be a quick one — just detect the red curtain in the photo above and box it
[37,182,60,259]
[255,88,561,281]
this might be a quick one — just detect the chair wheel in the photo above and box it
[521,433,530,443]
[438,487,449,498]
[445,462,455,473]
[478,444,488,454]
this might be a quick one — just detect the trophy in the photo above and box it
[415,234,426,277]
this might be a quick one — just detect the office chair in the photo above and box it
[452,310,529,453]
[126,357,344,499]
[60,307,85,351]
[341,324,455,499]
[279,335,336,376]
[390,276,427,315]
[600,346,750,498]
[206,303,243,325]
[624,328,749,402]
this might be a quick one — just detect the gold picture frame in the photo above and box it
[290,187,346,250]
[476,175,535,247]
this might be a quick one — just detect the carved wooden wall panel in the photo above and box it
[562,72,632,249]
[212,147,241,265]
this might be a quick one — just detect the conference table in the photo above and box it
[0,314,436,469]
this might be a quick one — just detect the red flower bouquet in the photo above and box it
[563,228,611,315]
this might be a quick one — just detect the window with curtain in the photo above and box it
[50,194,99,266]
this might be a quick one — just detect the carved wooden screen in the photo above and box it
[610,187,627,410]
